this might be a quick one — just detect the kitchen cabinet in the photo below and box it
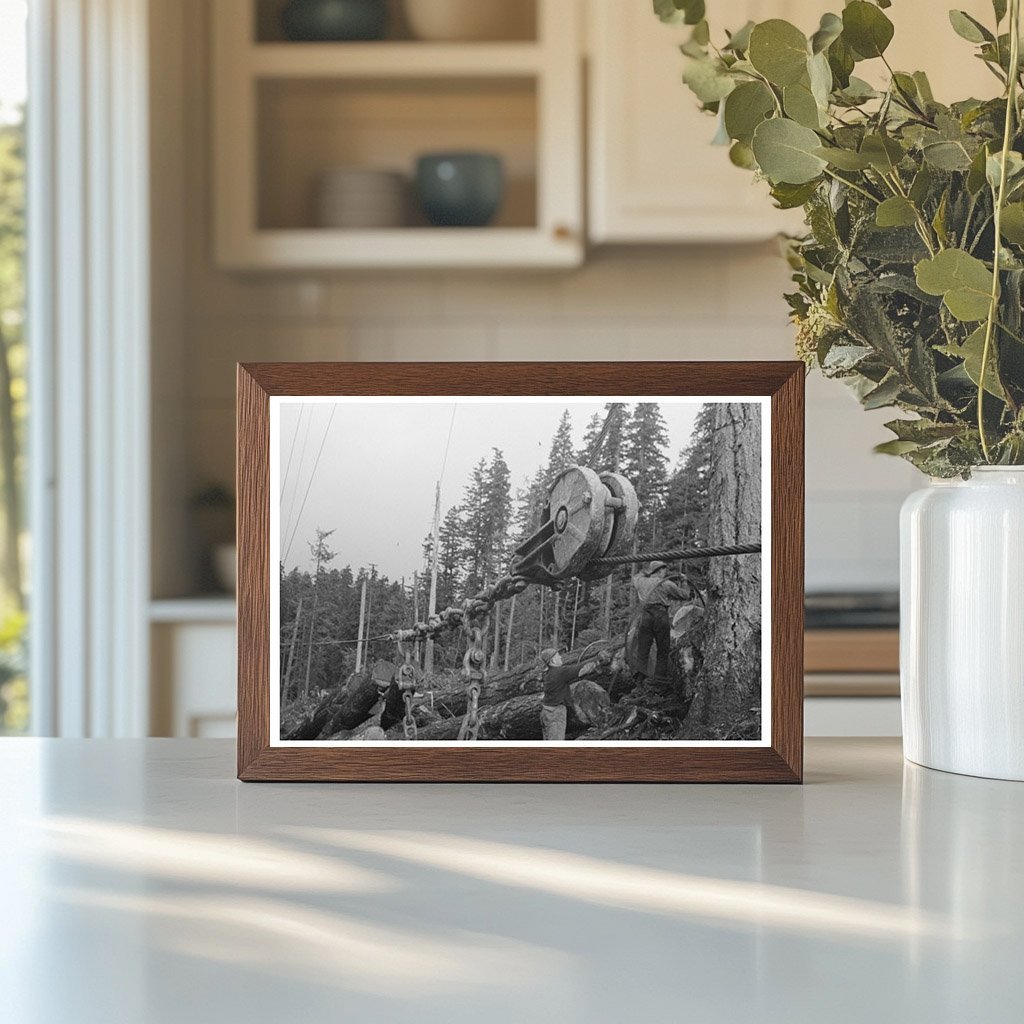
[211,0,583,269]
[150,600,236,737]
[587,0,998,244]
[587,0,813,243]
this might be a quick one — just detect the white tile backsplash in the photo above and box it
[181,251,917,593]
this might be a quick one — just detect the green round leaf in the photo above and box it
[842,1,894,59]
[723,81,775,144]
[915,249,993,322]
[1000,203,1024,245]
[682,57,736,104]
[860,133,904,173]
[923,140,973,171]
[827,35,856,88]
[807,52,834,107]
[729,140,757,170]
[724,20,755,53]
[810,13,843,55]
[783,81,824,129]
[654,0,705,26]
[748,20,809,86]
[875,196,918,228]
[771,180,820,209]
[949,10,994,44]
[752,118,828,184]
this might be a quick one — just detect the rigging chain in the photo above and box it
[388,543,759,647]
[457,614,488,741]
[395,639,418,740]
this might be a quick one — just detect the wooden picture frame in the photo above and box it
[237,362,804,782]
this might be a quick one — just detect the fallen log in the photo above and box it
[387,679,610,740]
[412,638,623,719]
[282,672,381,740]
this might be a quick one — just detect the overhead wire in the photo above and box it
[282,403,314,548]
[284,404,338,564]
[279,404,306,502]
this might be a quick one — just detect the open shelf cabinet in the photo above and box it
[212,0,583,269]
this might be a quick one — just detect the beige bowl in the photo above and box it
[403,0,535,41]
[315,168,408,228]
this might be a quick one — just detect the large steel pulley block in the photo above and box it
[511,465,640,584]
[578,471,640,580]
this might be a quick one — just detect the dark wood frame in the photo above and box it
[237,362,804,782]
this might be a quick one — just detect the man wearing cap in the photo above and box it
[633,561,690,679]
[538,647,604,741]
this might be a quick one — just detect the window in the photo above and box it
[0,0,28,734]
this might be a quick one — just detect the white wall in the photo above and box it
[157,0,920,599]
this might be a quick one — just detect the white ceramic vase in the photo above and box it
[900,467,1024,781]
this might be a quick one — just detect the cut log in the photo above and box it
[319,673,381,736]
[414,639,623,719]
[282,672,381,740]
[387,679,610,741]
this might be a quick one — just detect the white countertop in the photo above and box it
[0,738,1020,1023]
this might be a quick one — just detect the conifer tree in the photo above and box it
[579,403,629,471]
[546,410,575,479]
[482,448,513,579]
[663,403,714,552]
[623,403,670,545]
[577,412,604,462]
[461,458,490,593]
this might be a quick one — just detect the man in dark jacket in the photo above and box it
[536,646,612,740]
[633,561,689,679]
[538,648,580,741]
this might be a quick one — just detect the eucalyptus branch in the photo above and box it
[978,0,1021,462]
[884,171,939,254]
[665,1,1024,474]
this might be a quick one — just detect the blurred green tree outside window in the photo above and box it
[0,0,28,733]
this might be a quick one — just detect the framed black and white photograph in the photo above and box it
[237,362,804,782]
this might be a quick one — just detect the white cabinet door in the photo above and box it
[587,0,996,244]
[588,0,810,243]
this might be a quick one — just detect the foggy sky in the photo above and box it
[278,399,705,581]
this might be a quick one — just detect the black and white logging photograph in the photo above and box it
[273,398,766,744]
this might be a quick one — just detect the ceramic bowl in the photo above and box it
[281,0,388,42]
[415,152,504,228]
[316,168,407,228]
[403,0,534,41]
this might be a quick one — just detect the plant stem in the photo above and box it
[884,171,939,254]
[822,167,880,205]
[979,0,1021,462]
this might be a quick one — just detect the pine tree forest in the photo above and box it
[279,402,763,742]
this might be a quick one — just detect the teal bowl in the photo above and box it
[415,153,505,228]
[281,0,388,42]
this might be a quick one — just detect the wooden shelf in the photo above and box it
[218,227,580,270]
[249,42,544,79]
